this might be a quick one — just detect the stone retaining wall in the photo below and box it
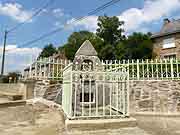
[33,81,62,103]
[0,81,36,100]
[129,80,180,113]
[31,79,180,114]
[0,83,23,94]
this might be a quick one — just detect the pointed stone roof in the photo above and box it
[75,40,98,56]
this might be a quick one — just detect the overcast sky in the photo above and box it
[0,0,180,73]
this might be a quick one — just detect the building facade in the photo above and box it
[152,18,180,59]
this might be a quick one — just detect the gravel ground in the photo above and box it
[133,114,180,135]
[0,103,66,135]
[0,96,10,103]
[0,102,180,135]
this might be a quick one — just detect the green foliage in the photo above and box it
[96,15,125,59]
[1,76,9,83]
[1,71,21,83]
[99,44,115,60]
[58,16,153,60]
[8,72,21,83]
[39,44,57,58]
[115,42,127,60]
[116,32,153,60]
[96,15,125,46]
[58,31,104,60]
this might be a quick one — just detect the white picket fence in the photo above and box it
[23,58,180,81]
[23,58,71,80]
[122,59,180,80]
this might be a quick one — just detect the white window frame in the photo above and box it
[163,54,176,59]
[80,92,95,104]
[163,37,175,49]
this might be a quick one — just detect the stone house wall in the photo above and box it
[129,80,180,113]
[153,33,180,59]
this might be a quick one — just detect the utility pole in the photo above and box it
[1,30,8,76]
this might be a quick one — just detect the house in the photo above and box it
[151,18,180,59]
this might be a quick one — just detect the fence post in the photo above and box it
[155,59,158,79]
[176,59,179,79]
[160,59,163,79]
[35,60,37,79]
[29,63,32,79]
[125,59,129,116]
[165,59,168,79]
[137,59,140,80]
[40,58,42,79]
[170,59,174,79]
[44,58,47,79]
[142,59,145,80]
[48,57,51,79]
[132,60,134,79]
[151,59,154,78]
[52,58,55,80]
[147,59,149,79]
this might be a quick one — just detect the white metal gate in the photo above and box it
[62,62,129,119]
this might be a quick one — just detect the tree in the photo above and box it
[58,16,153,60]
[7,72,21,83]
[115,32,153,60]
[59,31,104,60]
[39,44,57,58]
[96,15,125,60]
[1,71,21,83]
[99,44,115,60]
[96,15,125,46]
[115,42,126,60]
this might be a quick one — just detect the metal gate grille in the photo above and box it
[62,62,129,119]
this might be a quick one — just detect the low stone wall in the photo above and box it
[0,80,36,100]
[129,80,180,113]
[0,83,23,94]
[25,79,180,114]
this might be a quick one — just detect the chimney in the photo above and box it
[164,18,170,25]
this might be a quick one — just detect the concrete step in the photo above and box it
[66,117,137,131]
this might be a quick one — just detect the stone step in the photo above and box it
[66,117,137,131]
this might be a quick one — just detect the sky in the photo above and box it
[0,0,180,73]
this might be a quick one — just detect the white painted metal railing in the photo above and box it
[125,59,180,80]
[23,58,71,80]
[24,58,180,81]
[62,61,129,119]
[97,59,180,80]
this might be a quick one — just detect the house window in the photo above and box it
[80,93,94,102]
[163,38,175,49]
[164,54,176,59]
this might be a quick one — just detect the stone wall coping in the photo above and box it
[131,112,180,117]
[129,80,178,82]
[0,100,26,108]
[63,63,73,72]
[20,80,36,84]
